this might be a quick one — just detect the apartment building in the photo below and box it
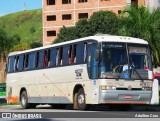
[42,0,145,46]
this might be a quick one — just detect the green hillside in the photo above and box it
[0,9,42,43]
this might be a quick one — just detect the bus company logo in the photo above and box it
[75,69,83,79]
[128,85,132,90]
[1,113,42,119]
[2,113,11,118]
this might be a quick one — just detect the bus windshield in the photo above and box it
[99,43,150,79]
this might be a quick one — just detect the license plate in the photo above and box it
[124,95,133,99]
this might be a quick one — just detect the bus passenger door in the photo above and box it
[87,43,98,79]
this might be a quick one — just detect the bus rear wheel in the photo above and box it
[75,88,89,110]
[21,91,30,109]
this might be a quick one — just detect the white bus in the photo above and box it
[6,35,153,110]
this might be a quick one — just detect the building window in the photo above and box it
[47,15,56,21]
[47,31,56,36]
[62,14,72,20]
[62,0,71,4]
[118,10,122,14]
[78,13,88,19]
[78,0,88,3]
[47,0,55,5]
[131,0,138,6]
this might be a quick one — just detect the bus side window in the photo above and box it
[14,56,19,72]
[35,51,39,68]
[76,43,85,64]
[73,44,77,64]
[87,43,98,79]
[50,48,56,67]
[69,45,73,64]
[43,50,47,68]
[47,49,51,67]
[59,47,63,65]
[62,46,70,66]
[24,54,29,70]
[28,52,36,69]
[56,48,59,66]
[8,56,15,73]
[38,51,45,68]
[18,55,24,71]
[84,43,87,62]
[13,56,16,72]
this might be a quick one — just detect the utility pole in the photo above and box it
[24,2,27,11]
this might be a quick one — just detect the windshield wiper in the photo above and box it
[116,69,128,81]
[116,62,139,81]
[130,63,144,83]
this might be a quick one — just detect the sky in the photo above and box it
[0,0,42,16]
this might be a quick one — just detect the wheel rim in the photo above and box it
[21,95,26,106]
[78,94,85,106]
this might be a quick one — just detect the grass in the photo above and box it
[0,9,42,43]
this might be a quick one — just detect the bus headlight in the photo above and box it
[101,86,107,90]
[142,87,152,91]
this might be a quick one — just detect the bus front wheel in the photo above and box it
[21,91,30,109]
[75,88,89,110]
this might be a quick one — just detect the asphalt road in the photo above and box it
[0,104,160,119]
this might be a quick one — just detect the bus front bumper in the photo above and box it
[99,90,152,104]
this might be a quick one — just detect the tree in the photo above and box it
[54,11,120,44]
[54,26,77,44]
[11,42,31,51]
[0,28,12,62]
[89,11,119,35]
[119,6,160,65]
[30,42,42,48]
[75,18,91,38]
[0,28,22,63]
[0,28,20,82]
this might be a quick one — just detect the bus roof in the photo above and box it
[8,35,148,56]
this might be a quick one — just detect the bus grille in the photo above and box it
[116,88,142,90]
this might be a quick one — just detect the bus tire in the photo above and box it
[76,88,89,110]
[21,91,30,109]
[73,93,78,109]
